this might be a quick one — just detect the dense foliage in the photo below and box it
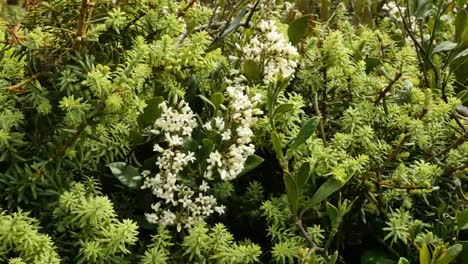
[0,0,467,263]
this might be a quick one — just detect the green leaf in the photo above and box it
[288,15,313,46]
[296,161,311,190]
[398,257,410,264]
[274,103,294,118]
[289,117,320,151]
[326,201,339,227]
[420,243,431,264]
[454,48,468,61]
[200,138,215,161]
[271,131,284,160]
[242,59,262,81]
[137,96,164,128]
[199,94,216,109]
[309,176,350,208]
[455,10,468,44]
[459,241,468,263]
[434,244,463,264]
[433,41,458,54]
[457,210,468,230]
[106,162,141,189]
[414,0,432,18]
[210,92,224,110]
[220,8,248,38]
[284,173,298,217]
[238,154,264,177]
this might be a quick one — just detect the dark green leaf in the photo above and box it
[271,131,284,160]
[284,173,298,217]
[288,15,313,46]
[242,60,262,81]
[433,41,458,54]
[457,210,468,230]
[137,96,164,128]
[106,162,141,189]
[200,138,215,161]
[309,176,350,208]
[454,48,468,60]
[289,117,320,150]
[326,201,339,227]
[210,92,224,110]
[458,241,468,264]
[274,103,294,118]
[296,161,311,190]
[455,10,468,44]
[238,154,264,176]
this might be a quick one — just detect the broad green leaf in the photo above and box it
[455,10,468,44]
[242,59,262,81]
[106,162,141,189]
[284,173,298,217]
[288,15,313,46]
[309,175,351,208]
[296,161,311,189]
[365,57,382,73]
[210,92,224,110]
[459,241,468,263]
[457,210,468,230]
[420,243,431,264]
[200,138,215,161]
[434,244,463,264]
[271,131,284,160]
[273,103,294,118]
[433,41,458,54]
[454,48,468,61]
[137,96,164,128]
[238,154,264,177]
[289,117,320,151]
[326,201,339,227]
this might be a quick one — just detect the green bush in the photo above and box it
[0,0,467,263]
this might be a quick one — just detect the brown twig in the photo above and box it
[296,219,326,255]
[6,75,39,94]
[374,71,402,105]
[314,92,327,147]
[429,132,468,162]
[49,105,105,162]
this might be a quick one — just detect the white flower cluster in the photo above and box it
[141,100,225,231]
[241,20,299,84]
[203,74,263,181]
[382,2,417,29]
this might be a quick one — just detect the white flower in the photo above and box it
[221,130,232,140]
[215,205,226,215]
[199,181,210,192]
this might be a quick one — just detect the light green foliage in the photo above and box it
[0,0,467,263]
[141,223,261,264]
[53,182,139,263]
[0,210,60,264]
